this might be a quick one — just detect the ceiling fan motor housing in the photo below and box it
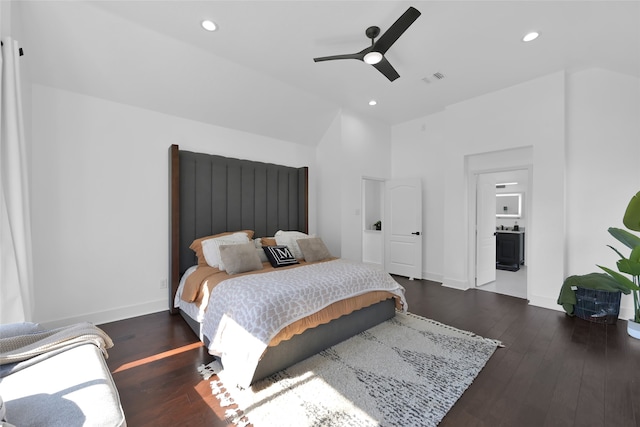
[366,26,381,40]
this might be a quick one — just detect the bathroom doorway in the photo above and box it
[466,147,533,300]
[474,169,529,299]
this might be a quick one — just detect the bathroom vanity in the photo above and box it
[496,231,525,271]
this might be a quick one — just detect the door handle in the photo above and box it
[411,231,421,236]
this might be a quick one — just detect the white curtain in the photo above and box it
[0,38,34,323]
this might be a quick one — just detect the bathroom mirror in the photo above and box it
[496,193,522,218]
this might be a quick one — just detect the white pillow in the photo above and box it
[201,232,250,270]
[257,248,269,263]
[274,230,311,259]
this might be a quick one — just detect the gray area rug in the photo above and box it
[199,312,502,427]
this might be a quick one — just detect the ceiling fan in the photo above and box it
[313,6,421,82]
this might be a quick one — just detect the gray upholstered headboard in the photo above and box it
[169,145,308,311]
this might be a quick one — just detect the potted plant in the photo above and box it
[598,190,640,338]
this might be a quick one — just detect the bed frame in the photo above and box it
[168,144,395,384]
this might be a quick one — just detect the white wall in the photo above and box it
[315,109,392,262]
[0,1,10,38]
[339,110,392,262]
[443,72,566,306]
[315,113,342,257]
[30,84,316,327]
[565,69,640,316]
[393,72,565,299]
[391,68,640,317]
[392,72,566,292]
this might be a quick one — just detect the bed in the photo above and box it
[168,145,406,387]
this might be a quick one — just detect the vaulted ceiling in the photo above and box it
[14,1,640,146]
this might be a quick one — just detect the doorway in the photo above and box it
[474,169,529,299]
[361,178,384,268]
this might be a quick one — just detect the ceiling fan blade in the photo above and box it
[373,6,421,54]
[372,57,400,81]
[313,52,364,62]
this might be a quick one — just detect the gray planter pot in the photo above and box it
[628,319,640,339]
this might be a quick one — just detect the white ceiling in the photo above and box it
[15,1,640,146]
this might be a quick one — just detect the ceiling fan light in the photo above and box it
[364,51,383,65]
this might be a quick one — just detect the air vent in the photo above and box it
[422,72,445,84]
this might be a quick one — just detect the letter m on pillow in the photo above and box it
[264,245,299,267]
[275,247,293,258]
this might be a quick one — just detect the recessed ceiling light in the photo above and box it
[368,100,377,106]
[522,31,539,42]
[201,20,218,32]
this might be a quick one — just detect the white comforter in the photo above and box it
[201,259,407,388]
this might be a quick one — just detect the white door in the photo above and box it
[384,178,422,280]
[476,174,496,286]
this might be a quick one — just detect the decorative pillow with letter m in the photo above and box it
[263,245,300,268]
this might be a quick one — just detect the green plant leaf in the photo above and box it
[608,227,640,251]
[607,245,627,259]
[631,245,640,263]
[616,258,640,276]
[598,265,640,291]
[623,191,640,232]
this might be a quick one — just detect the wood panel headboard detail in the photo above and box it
[168,144,309,312]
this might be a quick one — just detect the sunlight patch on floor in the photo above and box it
[112,342,203,373]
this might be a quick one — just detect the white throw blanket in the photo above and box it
[201,259,407,388]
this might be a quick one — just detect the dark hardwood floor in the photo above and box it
[99,277,640,427]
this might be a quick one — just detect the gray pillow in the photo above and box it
[297,237,332,262]
[219,242,264,275]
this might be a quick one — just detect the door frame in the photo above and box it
[361,176,386,267]
[467,165,532,298]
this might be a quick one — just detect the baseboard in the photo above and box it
[441,277,470,291]
[39,299,168,329]
[527,294,561,312]
[618,305,635,321]
[423,272,444,283]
